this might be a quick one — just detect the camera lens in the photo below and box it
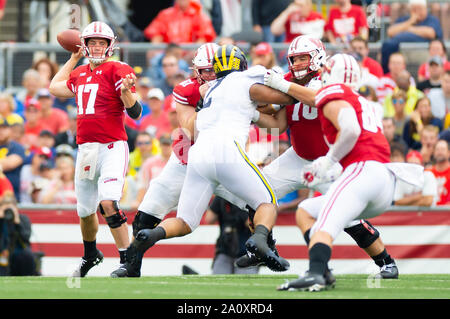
[4,208,14,222]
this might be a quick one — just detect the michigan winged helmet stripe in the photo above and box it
[213,44,248,78]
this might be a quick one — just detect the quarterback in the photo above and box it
[49,21,142,277]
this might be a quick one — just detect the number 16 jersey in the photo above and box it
[66,61,136,144]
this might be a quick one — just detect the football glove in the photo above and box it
[300,156,341,188]
[264,69,291,94]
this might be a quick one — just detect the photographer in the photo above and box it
[0,174,40,276]
[204,196,259,275]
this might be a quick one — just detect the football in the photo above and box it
[57,29,81,53]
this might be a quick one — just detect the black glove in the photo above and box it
[195,97,204,112]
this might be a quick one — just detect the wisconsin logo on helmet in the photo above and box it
[213,45,248,78]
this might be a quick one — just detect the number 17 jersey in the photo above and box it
[66,61,136,144]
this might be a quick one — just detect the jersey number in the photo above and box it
[292,102,318,121]
[77,84,99,115]
[359,97,382,133]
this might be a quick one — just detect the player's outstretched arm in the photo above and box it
[49,49,82,98]
[249,83,294,106]
[263,69,317,106]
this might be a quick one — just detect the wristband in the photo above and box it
[126,100,142,119]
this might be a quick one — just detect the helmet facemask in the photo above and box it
[80,22,117,65]
[288,53,315,80]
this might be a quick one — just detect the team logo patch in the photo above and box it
[84,165,90,171]
[108,143,114,149]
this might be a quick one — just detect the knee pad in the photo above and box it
[344,220,379,249]
[99,201,128,229]
[132,211,162,237]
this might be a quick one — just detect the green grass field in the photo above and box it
[0,274,449,299]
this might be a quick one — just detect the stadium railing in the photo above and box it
[1,41,449,92]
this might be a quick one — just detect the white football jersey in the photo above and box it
[196,65,266,146]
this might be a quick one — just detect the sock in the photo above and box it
[372,249,394,267]
[119,249,127,264]
[83,240,97,259]
[309,243,332,276]
[254,224,269,237]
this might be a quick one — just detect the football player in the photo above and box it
[235,36,400,282]
[271,53,423,291]
[115,44,297,277]
[49,21,142,277]
[111,43,290,277]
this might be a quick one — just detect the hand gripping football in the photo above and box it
[57,29,81,53]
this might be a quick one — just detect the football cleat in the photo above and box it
[376,262,399,279]
[245,237,290,272]
[235,251,264,268]
[235,239,284,269]
[277,271,330,292]
[324,268,336,288]
[110,245,141,278]
[72,250,104,277]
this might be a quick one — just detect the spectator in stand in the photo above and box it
[37,155,76,205]
[392,149,438,207]
[32,58,58,89]
[382,0,443,74]
[0,117,25,202]
[403,97,442,150]
[417,39,448,82]
[128,131,160,179]
[9,123,24,146]
[0,93,24,126]
[14,69,43,117]
[139,88,171,138]
[388,90,409,138]
[430,70,450,125]
[251,0,291,43]
[250,42,284,74]
[427,139,450,205]
[417,56,445,95]
[19,146,53,204]
[350,36,384,78]
[419,124,440,166]
[153,55,187,97]
[382,116,408,151]
[383,70,424,118]
[54,107,77,149]
[270,0,325,42]
[378,52,409,103]
[145,43,191,84]
[143,0,216,44]
[389,141,408,163]
[35,130,56,157]
[21,99,45,152]
[135,76,153,118]
[324,0,368,45]
[132,133,172,211]
[36,88,69,136]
